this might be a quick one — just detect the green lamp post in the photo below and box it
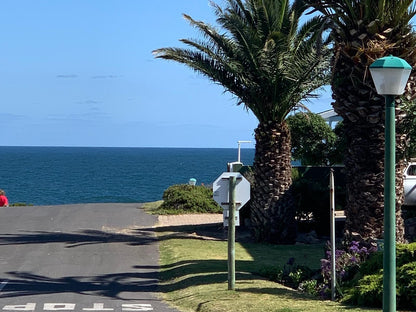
[369,55,412,312]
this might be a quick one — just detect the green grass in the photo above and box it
[142,200,164,214]
[155,223,383,312]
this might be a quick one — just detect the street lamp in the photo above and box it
[237,140,252,162]
[369,55,412,312]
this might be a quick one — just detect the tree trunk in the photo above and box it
[250,121,296,243]
[332,44,406,244]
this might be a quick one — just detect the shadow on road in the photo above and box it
[1,270,160,300]
[0,222,298,300]
[0,229,157,248]
[0,227,160,299]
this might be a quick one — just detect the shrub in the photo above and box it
[298,279,319,296]
[320,241,376,299]
[343,242,416,309]
[159,184,222,214]
[260,257,316,290]
[398,262,416,308]
[343,273,383,307]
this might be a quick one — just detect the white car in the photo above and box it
[404,162,416,206]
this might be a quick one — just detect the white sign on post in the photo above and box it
[223,210,240,226]
[212,172,251,226]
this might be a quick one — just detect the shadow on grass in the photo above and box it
[156,257,329,304]
[149,222,332,305]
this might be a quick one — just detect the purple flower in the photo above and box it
[349,241,361,253]
[335,249,345,257]
[349,245,360,253]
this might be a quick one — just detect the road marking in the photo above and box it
[0,280,8,291]
[3,303,36,311]
[82,303,114,311]
[44,303,76,310]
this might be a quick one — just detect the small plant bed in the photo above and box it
[258,240,416,311]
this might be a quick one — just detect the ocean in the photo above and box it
[0,146,255,206]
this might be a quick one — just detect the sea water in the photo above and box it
[0,146,254,206]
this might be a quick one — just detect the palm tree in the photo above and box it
[307,0,416,243]
[153,0,330,243]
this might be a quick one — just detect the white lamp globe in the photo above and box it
[369,55,412,95]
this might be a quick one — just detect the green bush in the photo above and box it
[398,262,416,308]
[10,202,33,206]
[344,274,383,307]
[159,184,222,214]
[260,257,316,290]
[342,242,416,309]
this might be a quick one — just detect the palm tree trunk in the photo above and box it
[332,47,406,244]
[341,120,386,242]
[250,121,296,243]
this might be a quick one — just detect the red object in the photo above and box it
[0,195,8,207]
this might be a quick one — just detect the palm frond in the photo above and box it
[154,0,331,123]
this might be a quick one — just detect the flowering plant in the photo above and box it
[320,241,377,298]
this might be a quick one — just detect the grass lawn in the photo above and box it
[154,222,382,312]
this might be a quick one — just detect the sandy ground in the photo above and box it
[156,213,223,227]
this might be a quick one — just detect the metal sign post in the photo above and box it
[228,175,236,290]
[330,169,336,300]
[213,172,250,291]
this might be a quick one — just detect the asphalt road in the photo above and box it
[0,203,179,312]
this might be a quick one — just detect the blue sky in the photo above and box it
[0,0,331,148]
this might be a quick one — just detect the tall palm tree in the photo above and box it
[307,0,416,243]
[153,0,330,243]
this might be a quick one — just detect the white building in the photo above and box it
[318,109,342,127]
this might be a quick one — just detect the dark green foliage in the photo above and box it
[400,99,416,159]
[160,184,222,214]
[397,262,416,308]
[292,177,330,233]
[260,257,316,290]
[287,112,337,166]
[397,243,416,265]
[292,167,346,235]
[332,122,347,165]
[344,274,383,307]
[343,243,416,309]
[358,251,383,276]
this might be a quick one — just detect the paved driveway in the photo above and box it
[0,203,179,312]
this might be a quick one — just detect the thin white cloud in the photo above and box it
[56,74,78,79]
[77,100,101,105]
[91,75,120,79]
[0,113,25,120]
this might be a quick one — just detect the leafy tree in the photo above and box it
[308,0,416,243]
[287,112,337,165]
[400,99,416,159]
[153,0,330,242]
